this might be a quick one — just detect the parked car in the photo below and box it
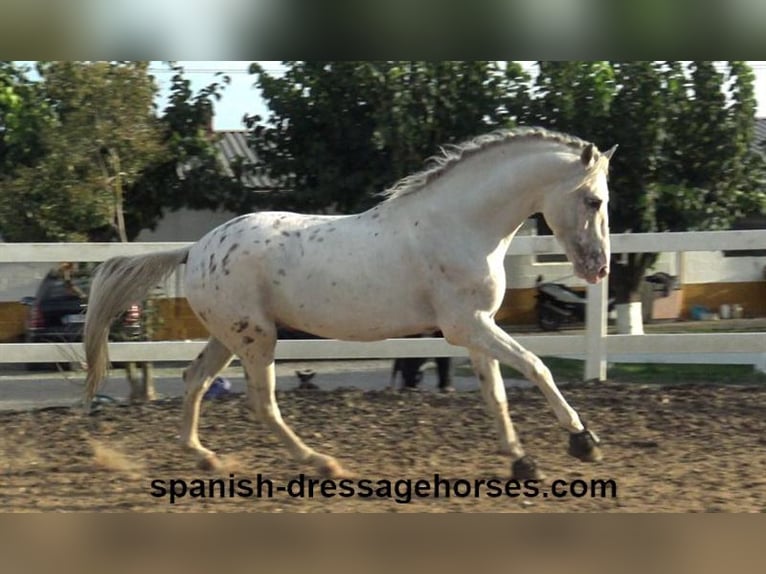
[22,265,144,370]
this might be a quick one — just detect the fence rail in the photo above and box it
[2,230,765,379]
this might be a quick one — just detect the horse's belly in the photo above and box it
[273,280,434,341]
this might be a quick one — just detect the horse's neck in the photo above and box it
[425,145,567,243]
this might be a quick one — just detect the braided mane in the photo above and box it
[381,127,592,201]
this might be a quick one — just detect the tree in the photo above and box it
[528,61,765,308]
[0,61,53,176]
[0,61,246,243]
[123,62,247,240]
[0,61,163,242]
[247,61,530,214]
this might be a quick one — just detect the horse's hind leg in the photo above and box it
[238,327,347,478]
[470,351,542,480]
[180,337,234,469]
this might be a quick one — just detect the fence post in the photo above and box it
[584,279,608,381]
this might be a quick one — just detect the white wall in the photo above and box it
[680,252,765,283]
[135,207,239,242]
[0,263,53,302]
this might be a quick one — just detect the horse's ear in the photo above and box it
[581,144,595,167]
[603,144,618,160]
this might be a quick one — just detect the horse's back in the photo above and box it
[183,210,437,342]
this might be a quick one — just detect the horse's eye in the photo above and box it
[585,197,602,210]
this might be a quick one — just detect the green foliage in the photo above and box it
[0,61,243,243]
[0,62,163,241]
[529,60,764,302]
[247,61,529,213]
[0,62,53,173]
[248,60,763,303]
[123,62,245,240]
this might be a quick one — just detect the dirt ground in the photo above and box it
[1,381,764,512]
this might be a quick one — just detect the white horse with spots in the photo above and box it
[84,127,616,480]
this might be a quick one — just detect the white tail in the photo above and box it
[83,247,190,406]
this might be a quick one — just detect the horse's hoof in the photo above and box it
[198,454,222,472]
[318,458,352,479]
[511,455,545,481]
[568,429,603,462]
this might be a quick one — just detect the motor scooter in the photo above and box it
[535,275,615,331]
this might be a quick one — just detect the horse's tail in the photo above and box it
[83,247,190,407]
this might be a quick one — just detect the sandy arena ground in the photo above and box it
[1,379,764,512]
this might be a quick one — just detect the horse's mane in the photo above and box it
[381,126,592,201]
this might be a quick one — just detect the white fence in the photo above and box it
[1,230,764,380]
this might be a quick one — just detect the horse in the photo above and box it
[83,127,616,480]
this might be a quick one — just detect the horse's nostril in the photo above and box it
[598,266,609,279]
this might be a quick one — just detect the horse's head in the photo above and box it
[541,143,617,284]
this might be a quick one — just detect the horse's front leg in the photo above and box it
[446,313,602,465]
[469,351,543,480]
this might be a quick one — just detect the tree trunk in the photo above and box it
[609,253,656,334]
[108,149,155,399]
[109,150,129,243]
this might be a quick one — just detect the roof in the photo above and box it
[755,118,766,152]
[213,130,274,191]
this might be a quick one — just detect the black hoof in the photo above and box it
[511,455,545,481]
[568,429,603,462]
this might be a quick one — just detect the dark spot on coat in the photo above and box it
[374,232,379,237]
[439,265,446,274]
[372,213,379,219]
[414,220,419,226]
[234,319,249,333]
[317,237,324,243]
[281,231,290,237]
[198,311,208,322]
[278,269,286,276]
[255,326,264,334]
[331,281,337,286]
[265,239,271,245]
[219,233,228,244]
[478,373,486,382]
[295,231,301,238]
[272,280,281,285]
[242,336,255,345]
